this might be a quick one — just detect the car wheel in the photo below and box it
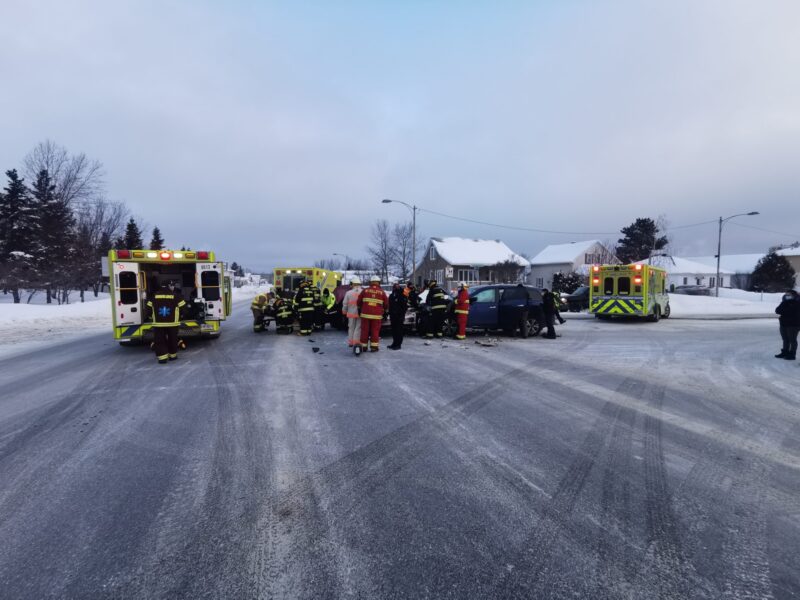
[529,318,542,337]
[649,305,661,322]
[443,317,457,338]
[662,303,670,318]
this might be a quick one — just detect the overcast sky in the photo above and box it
[2,0,799,271]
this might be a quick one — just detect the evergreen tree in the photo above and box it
[123,218,143,249]
[149,226,165,250]
[616,218,668,263]
[751,252,796,292]
[552,271,585,294]
[31,169,75,302]
[0,170,40,302]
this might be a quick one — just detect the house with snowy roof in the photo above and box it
[684,253,765,289]
[527,240,617,289]
[415,237,530,289]
[777,246,800,278]
[636,256,734,291]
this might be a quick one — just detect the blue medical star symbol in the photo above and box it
[158,307,171,317]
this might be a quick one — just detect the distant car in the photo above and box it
[672,285,712,296]
[564,286,590,312]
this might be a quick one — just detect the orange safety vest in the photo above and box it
[358,285,388,320]
[454,288,470,315]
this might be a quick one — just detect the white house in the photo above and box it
[685,254,764,289]
[415,237,530,289]
[527,240,617,289]
[637,256,734,291]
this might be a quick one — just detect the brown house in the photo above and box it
[413,237,530,290]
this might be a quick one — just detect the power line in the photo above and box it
[418,208,723,237]
[729,221,799,240]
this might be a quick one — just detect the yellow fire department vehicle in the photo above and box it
[107,249,232,343]
[589,263,670,321]
[272,267,342,298]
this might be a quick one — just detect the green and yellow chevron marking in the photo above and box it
[591,298,643,315]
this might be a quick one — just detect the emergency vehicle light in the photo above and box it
[185,252,196,258]
[146,251,157,258]
[160,251,171,260]
[117,250,131,258]
[634,264,643,271]
[173,252,183,259]
[132,251,144,258]
[593,265,600,272]
[197,251,209,259]
[593,277,600,284]
[634,277,642,284]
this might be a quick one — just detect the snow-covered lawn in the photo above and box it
[0,285,268,357]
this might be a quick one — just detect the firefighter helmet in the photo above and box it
[369,275,381,283]
[350,277,362,285]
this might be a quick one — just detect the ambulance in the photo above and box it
[272,267,342,298]
[589,263,670,321]
[107,249,232,343]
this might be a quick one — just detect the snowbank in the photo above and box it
[668,293,778,318]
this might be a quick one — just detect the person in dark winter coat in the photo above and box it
[541,288,558,339]
[388,283,409,350]
[775,289,800,360]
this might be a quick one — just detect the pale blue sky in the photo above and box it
[2,0,799,270]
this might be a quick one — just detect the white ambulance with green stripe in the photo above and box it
[589,264,670,321]
[107,249,232,343]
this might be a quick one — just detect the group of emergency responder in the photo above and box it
[248,276,471,356]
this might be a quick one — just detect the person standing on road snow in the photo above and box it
[426,279,448,338]
[775,289,800,360]
[388,282,409,350]
[454,282,470,340]
[342,277,363,349]
[146,280,186,364]
[358,275,388,352]
[293,280,316,335]
[541,288,558,339]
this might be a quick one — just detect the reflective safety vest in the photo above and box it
[342,287,362,318]
[428,285,448,310]
[251,294,268,311]
[358,285,388,320]
[294,286,315,312]
[454,288,470,315]
[147,290,186,327]
[274,299,293,319]
[312,287,322,308]
[322,292,335,310]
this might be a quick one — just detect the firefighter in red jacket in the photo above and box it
[454,282,470,340]
[357,275,388,353]
[146,280,186,364]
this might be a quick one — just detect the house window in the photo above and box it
[429,246,436,260]
[457,269,478,282]
[719,277,724,287]
[584,253,600,264]
[436,269,444,283]
[683,277,688,285]
[535,277,544,288]
[709,277,715,287]
[696,278,702,285]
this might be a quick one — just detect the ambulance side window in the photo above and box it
[618,277,631,295]
[118,271,138,304]
[603,277,614,295]
[201,271,221,301]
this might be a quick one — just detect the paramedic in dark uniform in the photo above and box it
[147,280,186,364]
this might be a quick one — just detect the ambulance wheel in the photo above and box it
[662,303,671,318]
[650,306,661,322]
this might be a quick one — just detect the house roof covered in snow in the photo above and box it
[777,246,800,257]
[529,240,603,266]
[429,238,529,268]
[685,254,764,273]
[636,256,733,275]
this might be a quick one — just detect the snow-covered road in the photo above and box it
[0,305,797,598]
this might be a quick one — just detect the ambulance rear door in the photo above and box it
[112,261,142,326]
[197,262,226,321]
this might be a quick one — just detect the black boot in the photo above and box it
[784,352,796,360]
[775,351,788,358]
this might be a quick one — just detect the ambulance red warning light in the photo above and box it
[160,251,171,260]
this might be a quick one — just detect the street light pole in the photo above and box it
[333,252,349,270]
[381,199,418,284]
[715,211,759,297]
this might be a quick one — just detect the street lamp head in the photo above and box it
[747,211,759,216]
[381,199,392,204]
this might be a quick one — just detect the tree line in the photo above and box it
[0,140,163,304]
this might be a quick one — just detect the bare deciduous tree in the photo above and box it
[23,140,105,209]
[367,219,393,281]
[391,221,413,281]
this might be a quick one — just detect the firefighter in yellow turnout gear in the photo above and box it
[251,292,270,332]
[146,280,186,364]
